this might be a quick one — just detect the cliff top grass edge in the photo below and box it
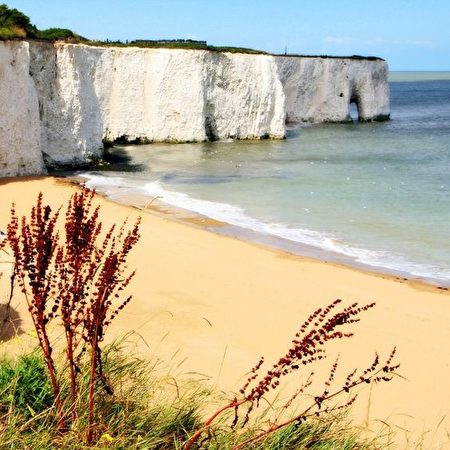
[0,3,385,60]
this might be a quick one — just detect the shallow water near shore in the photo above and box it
[79,72,450,286]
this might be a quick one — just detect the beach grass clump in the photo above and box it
[0,342,382,449]
[240,416,375,450]
[0,342,205,449]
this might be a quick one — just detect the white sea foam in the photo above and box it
[81,173,450,285]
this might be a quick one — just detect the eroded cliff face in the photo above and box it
[276,56,390,123]
[26,43,286,167]
[30,42,105,166]
[0,42,43,177]
[203,52,285,140]
[0,41,390,177]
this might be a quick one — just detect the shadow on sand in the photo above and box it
[0,304,23,341]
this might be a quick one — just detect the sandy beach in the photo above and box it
[1,176,449,448]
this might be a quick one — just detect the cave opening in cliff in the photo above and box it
[349,95,361,122]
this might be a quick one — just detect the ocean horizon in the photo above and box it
[79,71,450,286]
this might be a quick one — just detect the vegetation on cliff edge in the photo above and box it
[0,4,85,42]
[0,3,384,59]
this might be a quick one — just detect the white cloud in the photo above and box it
[323,36,354,46]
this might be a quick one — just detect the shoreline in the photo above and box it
[75,173,449,291]
[1,176,450,448]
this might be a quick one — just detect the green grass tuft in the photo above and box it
[0,342,206,448]
[0,352,54,418]
[0,343,385,449]
[257,419,372,450]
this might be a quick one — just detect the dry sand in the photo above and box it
[1,176,449,448]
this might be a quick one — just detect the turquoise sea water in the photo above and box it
[81,72,450,285]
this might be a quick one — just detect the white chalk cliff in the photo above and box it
[276,56,390,123]
[0,41,390,177]
[0,42,44,176]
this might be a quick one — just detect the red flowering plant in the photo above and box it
[185,300,399,450]
[6,188,140,441]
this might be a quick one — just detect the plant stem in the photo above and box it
[86,302,101,443]
[66,330,77,419]
[40,323,65,430]
[184,399,246,450]
[230,375,379,450]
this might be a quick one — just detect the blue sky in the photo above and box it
[6,0,450,70]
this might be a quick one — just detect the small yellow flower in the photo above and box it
[99,433,114,443]
[28,329,37,339]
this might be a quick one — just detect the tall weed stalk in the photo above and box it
[6,188,140,440]
[185,300,399,449]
